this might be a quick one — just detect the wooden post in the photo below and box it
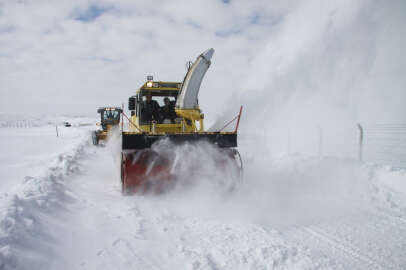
[357,123,363,161]
[121,103,124,132]
[55,125,59,137]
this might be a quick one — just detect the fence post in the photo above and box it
[121,103,124,132]
[56,125,59,137]
[357,123,363,161]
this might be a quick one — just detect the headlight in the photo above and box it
[153,82,159,87]
[146,82,153,87]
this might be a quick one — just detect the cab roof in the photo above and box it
[97,107,122,113]
[138,81,182,92]
[97,107,122,110]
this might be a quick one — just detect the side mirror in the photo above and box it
[129,97,136,110]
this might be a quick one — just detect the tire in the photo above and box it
[234,149,244,181]
[92,131,99,145]
[121,153,128,195]
[229,149,244,192]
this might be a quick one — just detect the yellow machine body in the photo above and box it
[120,48,242,194]
[92,107,122,145]
[127,81,205,134]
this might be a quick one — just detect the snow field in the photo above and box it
[0,117,406,269]
[0,118,95,269]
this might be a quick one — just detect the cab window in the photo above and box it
[103,110,119,120]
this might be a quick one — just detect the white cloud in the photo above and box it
[1,0,283,116]
[0,0,405,132]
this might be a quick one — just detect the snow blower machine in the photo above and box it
[120,48,243,194]
[92,107,123,145]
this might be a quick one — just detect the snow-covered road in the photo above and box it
[41,146,316,269]
[1,120,406,269]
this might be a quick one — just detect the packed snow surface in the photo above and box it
[1,117,406,269]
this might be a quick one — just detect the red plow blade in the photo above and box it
[120,148,242,195]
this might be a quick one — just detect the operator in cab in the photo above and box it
[141,93,161,122]
[161,97,176,123]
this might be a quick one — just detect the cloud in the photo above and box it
[0,0,285,117]
[0,0,405,137]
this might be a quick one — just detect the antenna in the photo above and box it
[186,61,193,71]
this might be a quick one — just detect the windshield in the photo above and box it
[141,95,176,106]
[139,92,178,124]
[103,110,120,120]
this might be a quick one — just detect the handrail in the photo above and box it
[121,112,143,133]
[218,106,243,133]
[234,106,243,133]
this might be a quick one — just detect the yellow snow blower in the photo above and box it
[120,48,243,193]
[92,107,122,145]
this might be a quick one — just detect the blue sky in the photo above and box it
[74,4,115,22]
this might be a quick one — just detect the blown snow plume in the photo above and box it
[207,0,406,161]
[128,139,243,194]
[198,1,406,230]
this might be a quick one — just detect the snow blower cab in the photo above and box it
[92,107,123,145]
[127,80,185,132]
[121,48,243,194]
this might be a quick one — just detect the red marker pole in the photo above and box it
[234,105,243,133]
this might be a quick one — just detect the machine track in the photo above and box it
[286,208,406,269]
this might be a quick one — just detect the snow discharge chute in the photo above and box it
[176,48,214,110]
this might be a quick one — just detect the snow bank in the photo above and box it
[0,141,90,270]
[368,165,406,212]
[0,115,93,270]
[0,116,94,205]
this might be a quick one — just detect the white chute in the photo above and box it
[176,48,214,109]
